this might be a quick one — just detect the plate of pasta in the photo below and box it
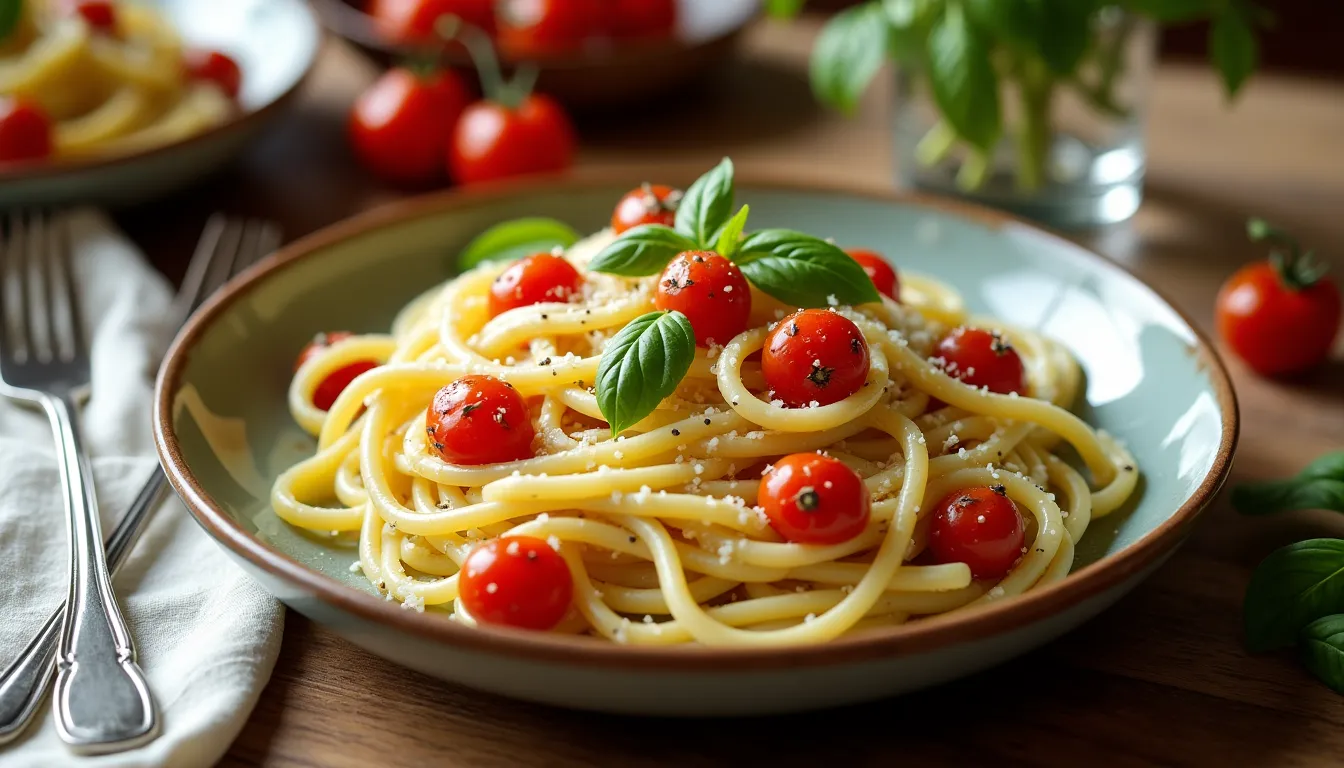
[0,0,319,206]
[154,161,1237,715]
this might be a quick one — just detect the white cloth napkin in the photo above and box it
[0,210,284,767]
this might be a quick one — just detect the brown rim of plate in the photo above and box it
[153,168,1240,672]
[0,1,322,184]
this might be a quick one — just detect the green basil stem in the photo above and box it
[437,14,516,108]
[914,120,958,169]
[1015,57,1054,193]
[956,149,991,191]
[1094,12,1134,112]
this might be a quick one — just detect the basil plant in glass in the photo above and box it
[776,0,1266,228]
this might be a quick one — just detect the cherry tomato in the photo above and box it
[608,0,677,39]
[762,309,870,408]
[294,332,379,411]
[653,251,751,347]
[932,327,1026,396]
[183,49,243,99]
[0,97,53,165]
[426,375,536,465]
[759,453,871,545]
[350,67,470,186]
[611,183,680,235]
[928,485,1026,580]
[449,94,575,185]
[64,0,117,32]
[488,252,584,317]
[459,536,573,630]
[367,0,495,42]
[846,248,900,302]
[1216,261,1341,376]
[496,0,600,56]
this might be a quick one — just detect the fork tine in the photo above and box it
[241,221,282,277]
[0,215,11,361]
[168,214,227,326]
[11,212,34,362]
[53,211,83,362]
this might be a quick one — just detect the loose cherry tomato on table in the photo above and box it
[458,536,573,630]
[1216,220,1341,376]
[450,93,575,185]
[366,0,496,42]
[611,184,681,235]
[0,97,53,165]
[607,0,677,39]
[846,248,900,302]
[63,0,117,32]
[759,453,871,545]
[184,49,243,99]
[426,375,536,465]
[932,326,1026,396]
[762,309,871,408]
[927,485,1026,580]
[294,332,379,411]
[488,252,584,316]
[496,0,600,56]
[350,67,470,185]
[653,251,751,347]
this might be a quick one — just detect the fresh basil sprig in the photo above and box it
[1233,452,1344,516]
[808,3,890,116]
[1244,538,1344,653]
[1300,615,1344,694]
[595,310,695,436]
[0,0,22,42]
[713,205,750,260]
[675,157,735,247]
[458,217,579,270]
[585,225,698,277]
[737,229,881,308]
[925,1,1000,154]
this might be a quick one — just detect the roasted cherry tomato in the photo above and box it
[1216,222,1341,376]
[294,332,379,411]
[449,94,575,185]
[496,0,600,56]
[488,252,584,317]
[759,453,871,545]
[653,251,751,347]
[611,183,680,235]
[367,0,495,42]
[426,375,536,465]
[928,485,1026,580]
[64,0,117,31]
[459,536,573,630]
[183,49,243,99]
[0,97,53,165]
[932,327,1026,396]
[846,248,900,302]
[762,309,870,408]
[608,0,677,39]
[350,67,470,185]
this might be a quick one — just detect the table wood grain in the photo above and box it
[117,18,1344,768]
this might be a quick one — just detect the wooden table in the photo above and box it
[121,18,1344,768]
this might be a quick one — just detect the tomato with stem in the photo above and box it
[367,0,495,42]
[611,183,681,235]
[932,326,1026,396]
[350,67,470,185]
[759,453,871,545]
[425,375,536,465]
[927,485,1026,580]
[762,309,870,408]
[653,251,751,347]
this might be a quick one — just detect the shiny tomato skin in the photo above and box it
[933,326,1026,396]
[608,0,677,39]
[496,0,600,55]
[1216,261,1342,376]
[653,251,751,347]
[459,536,573,630]
[759,453,871,545]
[846,248,900,301]
[367,0,495,42]
[0,98,53,165]
[350,68,470,185]
[426,375,536,465]
[449,95,575,185]
[488,252,584,316]
[762,309,870,408]
[294,332,378,411]
[928,486,1026,580]
[611,184,679,235]
[66,0,117,31]
[183,49,243,99]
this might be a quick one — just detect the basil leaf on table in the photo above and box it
[713,205,750,261]
[809,2,890,115]
[596,310,695,436]
[674,157,735,248]
[1243,538,1344,652]
[0,0,22,42]
[736,229,881,308]
[587,225,698,277]
[458,217,579,269]
[1300,614,1344,695]
[925,1,1001,152]
[1210,8,1258,98]
[1232,452,1344,516]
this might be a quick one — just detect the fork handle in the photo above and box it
[44,393,159,753]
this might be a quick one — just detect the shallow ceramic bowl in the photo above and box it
[0,0,320,208]
[153,174,1238,716]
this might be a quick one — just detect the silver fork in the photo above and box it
[0,213,279,753]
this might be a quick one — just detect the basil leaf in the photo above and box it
[737,229,881,308]
[1036,0,1096,76]
[596,310,696,436]
[1300,614,1344,695]
[1244,539,1344,652]
[675,158,735,248]
[1122,0,1210,23]
[964,0,1040,46]
[809,2,890,116]
[0,0,21,42]
[925,2,1001,152]
[587,225,698,277]
[764,0,806,18]
[883,0,936,64]
[713,205,750,260]
[1232,452,1344,516]
[1210,9,1257,98]
[459,217,579,270]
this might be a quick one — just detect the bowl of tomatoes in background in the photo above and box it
[310,0,760,108]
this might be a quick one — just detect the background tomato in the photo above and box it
[367,0,495,42]
[496,0,600,56]
[449,93,575,184]
[350,67,471,185]
[0,97,53,165]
